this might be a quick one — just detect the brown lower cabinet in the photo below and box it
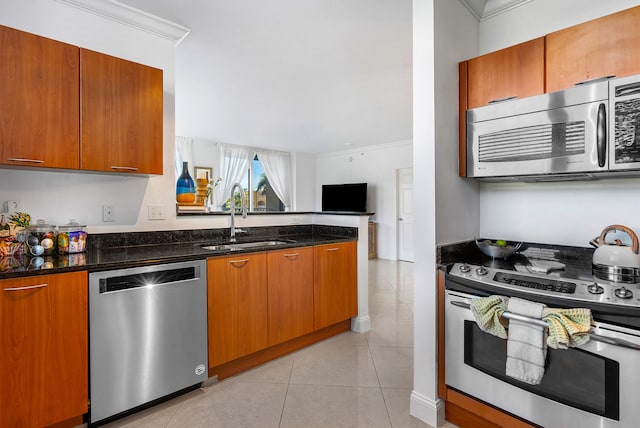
[207,252,268,367]
[314,241,358,330]
[0,271,88,428]
[267,246,314,346]
[208,241,358,379]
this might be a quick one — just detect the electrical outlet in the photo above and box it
[102,204,115,222]
[148,204,166,220]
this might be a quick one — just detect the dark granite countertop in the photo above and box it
[0,225,357,279]
[437,239,596,281]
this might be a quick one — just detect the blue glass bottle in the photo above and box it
[176,161,196,203]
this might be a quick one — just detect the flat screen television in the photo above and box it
[321,183,367,212]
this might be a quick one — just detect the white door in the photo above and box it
[397,168,414,262]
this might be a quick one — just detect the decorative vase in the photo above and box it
[176,161,196,203]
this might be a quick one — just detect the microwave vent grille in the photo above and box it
[478,121,586,162]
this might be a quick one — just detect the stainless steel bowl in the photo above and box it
[475,239,523,259]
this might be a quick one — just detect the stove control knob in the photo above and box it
[587,284,604,295]
[459,263,471,273]
[475,266,488,276]
[615,287,633,299]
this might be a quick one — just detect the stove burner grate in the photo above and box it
[494,272,577,294]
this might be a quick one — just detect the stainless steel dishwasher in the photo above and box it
[89,260,208,425]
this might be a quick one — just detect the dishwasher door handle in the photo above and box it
[99,265,200,293]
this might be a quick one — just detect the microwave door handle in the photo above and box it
[597,102,607,168]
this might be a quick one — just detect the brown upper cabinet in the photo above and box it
[0,24,163,175]
[80,49,163,174]
[466,38,545,110]
[459,5,640,177]
[0,25,80,169]
[546,6,640,93]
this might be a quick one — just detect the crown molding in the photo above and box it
[458,0,534,21]
[55,0,191,45]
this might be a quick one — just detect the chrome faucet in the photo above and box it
[229,182,247,242]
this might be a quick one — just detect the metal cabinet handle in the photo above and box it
[487,95,517,104]
[284,253,299,258]
[574,75,615,86]
[229,259,249,265]
[450,300,640,351]
[4,283,48,291]
[326,248,340,252]
[7,158,45,164]
[111,166,139,171]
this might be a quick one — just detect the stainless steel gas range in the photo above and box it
[445,261,640,428]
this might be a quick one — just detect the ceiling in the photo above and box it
[115,0,529,155]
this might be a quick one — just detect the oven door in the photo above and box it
[445,290,640,428]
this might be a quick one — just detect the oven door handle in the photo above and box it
[450,300,640,351]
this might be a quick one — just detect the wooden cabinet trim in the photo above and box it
[446,389,537,428]
[458,61,468,177]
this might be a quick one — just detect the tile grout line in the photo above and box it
[367,280,396,427]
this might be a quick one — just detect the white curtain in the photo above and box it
[175,136,194,178]
[216,144,252,210]
[258,149,293,211]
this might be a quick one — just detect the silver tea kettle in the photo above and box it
[592,224,640,269]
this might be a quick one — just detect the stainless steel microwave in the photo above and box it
[466,74,640,181]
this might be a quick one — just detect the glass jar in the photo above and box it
[58,220,87,254]
[26,219,57,256]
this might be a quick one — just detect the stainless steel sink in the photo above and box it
[201,240,295,251]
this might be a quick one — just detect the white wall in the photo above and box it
[434,0,480,245]
[410,0,480,425]
[478,0,640,247]
[315,141,412,260]
[411,0,440,424]
[293,152,317,211]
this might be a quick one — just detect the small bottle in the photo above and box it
[176,161,196,203]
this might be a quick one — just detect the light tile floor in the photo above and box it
[93,259,459,428]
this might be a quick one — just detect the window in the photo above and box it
[221,154,285,212]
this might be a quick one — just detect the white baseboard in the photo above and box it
[351,314,371,333]
[410,390,445,427]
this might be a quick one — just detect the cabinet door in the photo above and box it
[0,271,88,427]
[546,6,640,93]
[0,25,80,169]
[208,253,268,367]
[267,246,314,346]
[314,241,357,330]
[466,38,545,109]
[80,49,163,174]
